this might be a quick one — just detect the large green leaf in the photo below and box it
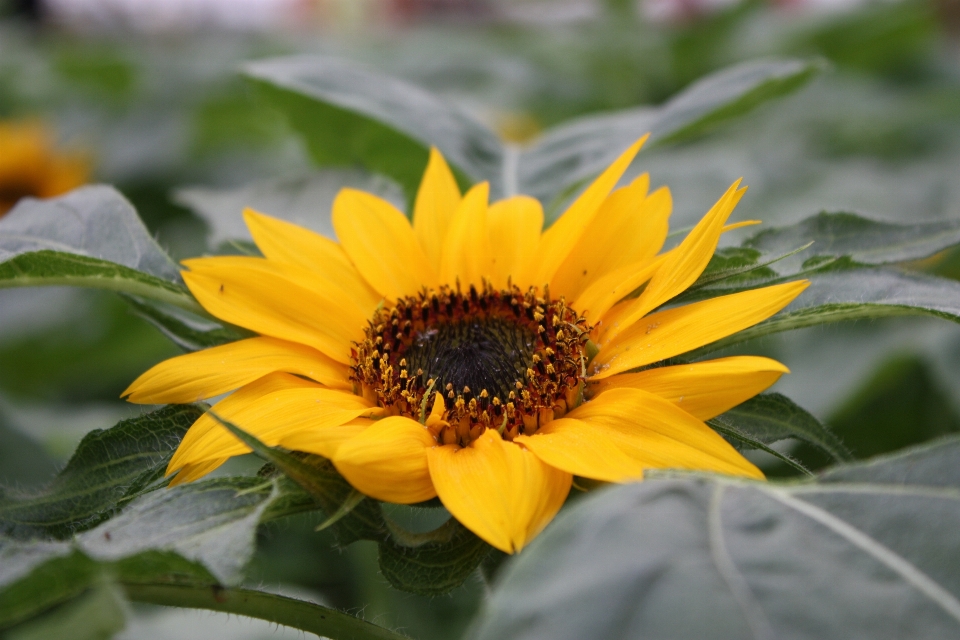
[519,59,824,217]
[674,212,960,351]
[0,405,201,540]
[471,436,960,640]
[0,187,239,349]
[0,186,180,281]
[244,55,505,199]
[244,56,822,209]
[744,211,960,271]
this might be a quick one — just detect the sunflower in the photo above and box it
[124,137,808,554]
[0,120,89,216]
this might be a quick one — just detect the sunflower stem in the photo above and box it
[123,583,410,640]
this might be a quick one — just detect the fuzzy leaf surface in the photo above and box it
[472,436,960,640]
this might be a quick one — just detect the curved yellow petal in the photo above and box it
[573,252,668,324]
[332,188,438,300]
[168,458,229,487]
[515,418,644,482]
[182,261,364,364]
[413,147,462,271]
[602,181,745,345]
[590,281,809,380]
[123,336,351,404]
[427,429,571,554]
[552,177,671,301]
[243,208,382,311]
[520,136,647,288]
[486,195,543,289]
[438,182,492,288]
[279,417,374,460]
[590,356,789,420]
[567,387,763,479]
[333,416,437,504]
[167,373,378,474]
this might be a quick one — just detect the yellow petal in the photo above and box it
[567,387,763,478]
[332,188,438,300]
[591,356,789,420]
[486,196,543,289]
[515,418,644,482]
[573,252,668,323]
[427,429,571,554]
[167,373,378,474]
[590,281,809,380]
[413,147,462,271]
[438,182,492,288]
[279,418,374,460]
[552,177,672,301]
[243,208,382,310]
[521,136,648,288]
[168,458,228,487]
[334,416,437,504]
[123,336,351,404]
[602,181,745,345]
[182,259,366,364]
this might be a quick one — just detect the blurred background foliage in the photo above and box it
[1,0,959,637]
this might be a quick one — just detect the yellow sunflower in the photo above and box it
[124,137,808,554]
[0,120,89,216]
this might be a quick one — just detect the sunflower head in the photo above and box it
[124,137,808,554]
[0,120,90,216]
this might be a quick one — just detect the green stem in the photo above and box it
[123,583,410,640]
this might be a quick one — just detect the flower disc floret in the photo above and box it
[353,283,590,446]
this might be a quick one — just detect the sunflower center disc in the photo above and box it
[352,283,592,446]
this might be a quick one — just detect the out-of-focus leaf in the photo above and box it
[243,55,505,199]
[709,392,851,462]
[0,187,179,281]
[520,59,824,217]
[123,296,247,351]
[174,169,405,247]
[4,581,128,640]
[0,405,202,540]
[0,409,58,488]
[472,436,960,640]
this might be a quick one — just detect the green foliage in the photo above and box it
[708,392,851,475]
[676,211,960,353]
[213,413,494,596]
[0,405,201,540]
[472,436,960,640]
[245,55,823,213]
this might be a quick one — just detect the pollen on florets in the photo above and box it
[351,282,591,447]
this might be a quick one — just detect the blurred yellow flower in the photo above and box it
[124,137,807,553]
[0,120,89,216]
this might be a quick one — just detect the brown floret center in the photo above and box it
[351,283,591,446]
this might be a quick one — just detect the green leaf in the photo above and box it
[122,295,247,351]
[0,186,202,315]
[709,392,852,462]
[471,436,960,640]
[379,518,491,597]
[520,58,824,217]
[744,211,960,272]
[0,186,180,281]
[0,405,202,540]
[243,55,505,199]
[702,268,960,352]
